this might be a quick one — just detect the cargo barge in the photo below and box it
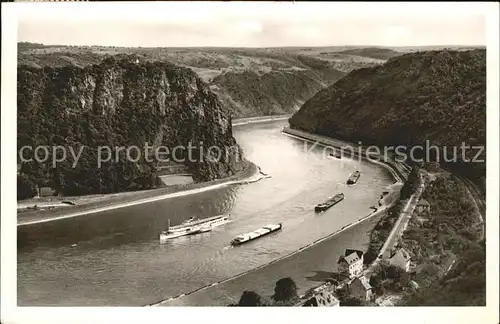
[347,171,361,185]
[314,193,345,212]
[231,223,283,246]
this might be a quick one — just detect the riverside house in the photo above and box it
[296,283,340,307]
[415,198,431,214]
[349,276,373,301]
[337,249,364,278]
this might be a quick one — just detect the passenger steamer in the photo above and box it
[160,215,229,242]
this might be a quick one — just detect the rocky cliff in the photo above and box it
[290,50,486,187]
[17,56,245,199]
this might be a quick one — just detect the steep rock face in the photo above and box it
[290,50,486,187]
[212,69,333,117]
[17,57,245,198]
[202,54,347,118]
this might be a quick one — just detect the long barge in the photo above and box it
[314,193,345,212]
[231,223,283,246]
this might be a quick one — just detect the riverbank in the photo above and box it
[152,128,405,306]
[281,127,408,183]
[18,120,399,307]
[152,201,394,306]
[283,124,485,306]
[17,116,293,225]
[365,172,425,266]
[17,161,268,226]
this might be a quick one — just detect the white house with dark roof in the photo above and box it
[389,248,412,272]
[337,249,364,278]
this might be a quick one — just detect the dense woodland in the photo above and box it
[17,57,244,199]
[403,241,485,306]
[362,161,484,305]
[290,50,486,191]
[400,175,484,305]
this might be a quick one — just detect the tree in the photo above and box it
[335,286,350,301]
[369,275,385,296]
[425,161,440,173]
[401,166,421,199]
[237,291,266,306]
[17,174,37,200]
[387,265,405,280]
[340,297,365,306]
[272,277,298,303]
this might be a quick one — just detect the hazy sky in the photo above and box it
[16,2,487,47]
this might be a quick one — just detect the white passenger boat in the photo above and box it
[231,223,283,246]
[159,214,229,242]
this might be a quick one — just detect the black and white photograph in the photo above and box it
[1,1,499,323]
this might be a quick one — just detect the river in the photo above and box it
[17,120,394,306]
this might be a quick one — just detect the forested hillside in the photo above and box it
[290,49,486,189]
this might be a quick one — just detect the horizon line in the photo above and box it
[18,41,486,49]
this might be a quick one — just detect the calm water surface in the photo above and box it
[18,120,393,306]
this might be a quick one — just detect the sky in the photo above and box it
[15,2,487,48]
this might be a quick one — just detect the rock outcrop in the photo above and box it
[17,56,245,198]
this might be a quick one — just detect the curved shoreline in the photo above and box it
[149,190,397,306]
[149,129,406,306]
[281,127,407,183]
[20,121,407,307]
[17,116,292,227]
[17,161,267,226]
